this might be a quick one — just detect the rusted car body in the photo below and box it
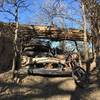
[21,39,67,70]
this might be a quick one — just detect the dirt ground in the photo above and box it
[0,70,100,100]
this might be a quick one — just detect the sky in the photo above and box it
[0,0,82,29]
[0,0,92,51]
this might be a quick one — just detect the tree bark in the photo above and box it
[81,1,88,61]
[74,41,82,67]
[12,6,19,77]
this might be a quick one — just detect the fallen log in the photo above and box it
[16,67,72,76]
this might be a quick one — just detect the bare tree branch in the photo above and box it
[0,7,15,17]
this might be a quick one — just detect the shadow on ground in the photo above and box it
[0,74,100,100]
[0,76,73,100]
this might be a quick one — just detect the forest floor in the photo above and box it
[0,69,100,100]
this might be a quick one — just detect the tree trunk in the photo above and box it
[11,7,19,77]
[81,1,88,61]
[74,41,82,67]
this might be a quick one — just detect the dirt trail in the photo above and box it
[0,71,100,100]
